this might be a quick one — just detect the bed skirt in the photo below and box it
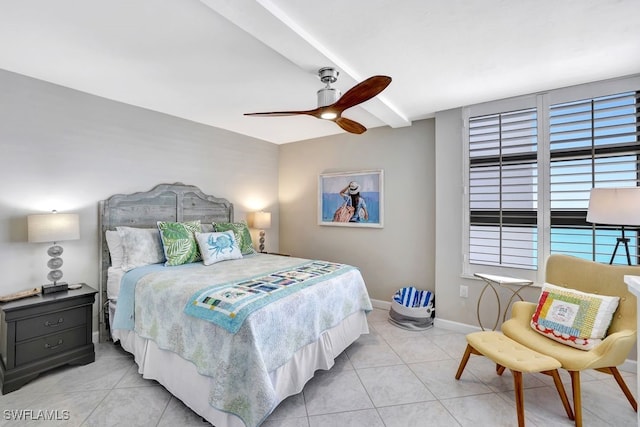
[112,310,369,427]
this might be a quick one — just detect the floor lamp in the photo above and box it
[586,188,640,265]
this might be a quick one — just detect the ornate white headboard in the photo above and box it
[97,182,234,341]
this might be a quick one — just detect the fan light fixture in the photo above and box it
[244,67,392,135]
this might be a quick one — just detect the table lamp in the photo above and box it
[586,187,640,265]
[253,211,271,253]
[28,211,80,292]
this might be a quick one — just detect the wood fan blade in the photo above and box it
[335,117,367,134]
[333,75,392,112]
[244,108,320,118]
[244,74,390,135]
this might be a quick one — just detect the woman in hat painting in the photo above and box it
[339,181,369,222]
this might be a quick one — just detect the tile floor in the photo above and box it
[0,308,637,426]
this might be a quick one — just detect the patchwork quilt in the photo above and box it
[185,260,351,332]
[112,254,372,427]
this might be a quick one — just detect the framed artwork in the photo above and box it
[318,169,384,228]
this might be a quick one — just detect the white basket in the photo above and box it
[388,299,434,331]
[390,299,433,319]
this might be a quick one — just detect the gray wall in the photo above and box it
[0,69,280,305]
[279,120,435,302]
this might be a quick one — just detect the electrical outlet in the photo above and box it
[460,285,469,298]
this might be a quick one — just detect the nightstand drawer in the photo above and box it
[15,307,86,342]
[15,326,87,366]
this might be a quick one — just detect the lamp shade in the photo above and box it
[28,213,80,243]
[253,211,272,229]
[586,188,640,226]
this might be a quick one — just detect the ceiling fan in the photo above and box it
[244,67,392,134]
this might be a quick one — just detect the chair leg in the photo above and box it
[496,364,506,376]
[545,369,574,421]
[609,366,638,412]
[511,370,525,427]
[455,344,473,380]
[569,370,582,427]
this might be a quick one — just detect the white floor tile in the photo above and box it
[377,401,461,427]
[410,359,493,399]
[303,370,373,416]
[440,393,532,427]
[0,310,635,427]
[308,409,384,427]
[356,364,436,406]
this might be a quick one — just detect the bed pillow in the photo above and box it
[106,266,125,301]
[105,230,124,269]
[201,223,215,233]
[213,221,256,255]
[157,220,202,266]
[530,282,620,350]
[116,226,165,272]
[195,231,243,266]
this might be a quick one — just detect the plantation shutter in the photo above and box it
[549,91,640,264]
[468,108,538,269]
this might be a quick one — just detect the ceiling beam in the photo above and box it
[200,0,411,129]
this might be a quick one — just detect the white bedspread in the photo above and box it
[112,254,372,427]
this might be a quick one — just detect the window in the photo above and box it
[549,92,640,264]
[468,109,538,269]
[465,77,640,279]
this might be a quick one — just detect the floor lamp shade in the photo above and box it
[28,212,80,286]
[587,188,640,265]
[586,188,640,226]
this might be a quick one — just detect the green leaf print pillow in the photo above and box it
[213,221,256,255]
[157,220,202,266]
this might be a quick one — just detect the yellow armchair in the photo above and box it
[501,254,638,426]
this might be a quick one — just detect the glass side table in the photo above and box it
[474,273,534,331]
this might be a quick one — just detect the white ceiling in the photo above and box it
[1,0,638,144]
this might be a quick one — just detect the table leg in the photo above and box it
[502,283,534,323]
[477,281,501,331]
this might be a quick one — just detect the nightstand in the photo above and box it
[0,284,97,394]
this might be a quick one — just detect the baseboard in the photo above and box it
[92,331,99,344]
[370,299,637,374]
[432,317,482,334]
[621,358,637,374]
[370,298,391,310]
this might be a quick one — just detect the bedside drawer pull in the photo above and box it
[44,318,64,327]
[44,339,64,350]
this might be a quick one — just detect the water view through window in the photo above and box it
[469,90,640,270]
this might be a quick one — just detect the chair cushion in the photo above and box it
[530,283,620,350]
[466,331,561,373]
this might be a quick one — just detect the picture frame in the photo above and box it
[318,169,384,228]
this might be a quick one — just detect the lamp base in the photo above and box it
[42,282,68,295]
[259,230,266,253]
[609,226,632,265]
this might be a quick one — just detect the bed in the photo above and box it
[98,183,372,427]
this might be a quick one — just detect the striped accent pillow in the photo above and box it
[530,283,620,350]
